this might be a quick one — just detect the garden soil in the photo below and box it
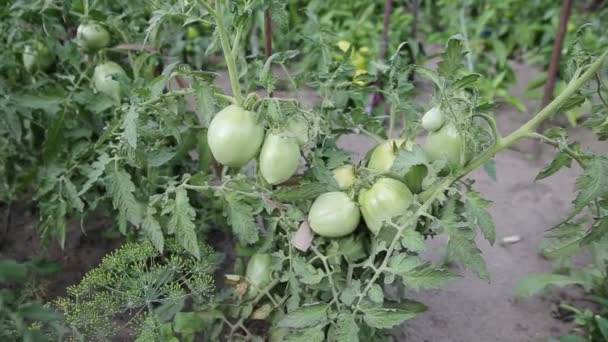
[1,62,607,342]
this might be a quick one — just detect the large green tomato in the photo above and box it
[93,62,128,102]
[22,41,53,73]
[207,105,264,167]
[333,165,356,189]
[425,123,467,168]
[285,116,309,146]
[358,177,413,235]
[245,253,272,298]
[308,192,360,238]
[367,139,426,193]
[77,22,110,51]
[421,106,445,131]
[259,133,300,185]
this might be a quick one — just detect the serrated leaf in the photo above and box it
[122,106,139,149]
[581,218,608,245]
[107,169,142,227]
[225,196,259,244]
[194,81,216,127]
[168,188,200,259]
[273,182,330,202]
[463,191,495,245]
[391,144,428,177]
[369,284,384,304]
[574,157,608,209]
[596,315,608,340]
[63,178,84,212]
[284,325,325,342]
[359,301,426,329]
[514,273,584,297]
[540,222,585,259]
[438,37,465,78]
[277,304,328,328]
[142,206,165,253]
[311,159,339,191]
[400,226,426,252]
[536,143,578,180]
[292,256,325,285]
[79,153,111,196]
[334,313,359,342]
[388,254,459,290]
[453,73,480,89]
[447,231,489,281]
[340,280,360,306]
[0,259,28,283]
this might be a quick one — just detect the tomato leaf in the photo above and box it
[168,188,200,259]
[107,168,143,227]
[463,191,495,245]
[437,36,465,79]
[122,105,139,149]
[193,80,217,127]
[514,273,586,297]
[580,218,608,246]
[359,300,426,329]
[277,303,328,328]
[284,325,325,342]
[142,205,165,253]
[536,143,579,180]
[292,255,325,285]
[388,255,459,290]
[334,313,359,342]
[574,157,608,209]
[274,182,332,203]
[224,195,260,244]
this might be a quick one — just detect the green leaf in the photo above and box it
[63,178,84,212]
[0,259,28,283]
[18,302,61,322]
[369,284,384,304]
[194,81,216,127]
[225,196,259,244]
[574,157,608,209]
[334,313,359,342]
[79,153,111,196]
[447,230,489,281]
[359,301,426,329]
[596,315,608,341]
[277,304,328,328]
[284,325,325,342]
[142,206,165,253]
[453,73,481,89]
[122,106,139,149]
[514,273,584,297]
[173,312,204,335]
[168,188,200,259]
[536,144,578,180]
[391,144,429,177]
[274,182,331,202]
[463,191,495,245]
[14,93,63,114]
[540,222,585,259]
[388,255,459,290]
[292,256,325,285]
[400,226,426,252]
[483,160,496,180]
[438,37,465,78]
[107,169,143,227]
[559,335,590,342]
[581,218,608,246]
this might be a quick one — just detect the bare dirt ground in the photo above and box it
[1,61,606,342]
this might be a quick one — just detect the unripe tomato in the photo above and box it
[424,123,466,168]
[358,178,413,235]
[333,165,356,189]
[421,106,445,131]
[207,105,264,168]
[77,22,110,51]
[245,253,272,298]
[186,26,201,39]
[367,139,426,193]
[308,192,360,238]
[285,116,309,145]
[22,41,53,73]
[259,133,300,185]
[336,40,351,53]
[93,62,128,102]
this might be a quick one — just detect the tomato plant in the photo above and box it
[308,191,361,238]
[76,22,111,52]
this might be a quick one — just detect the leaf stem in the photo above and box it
[457,49,608,179]
[527,132,586,168]
[198,0,243,105]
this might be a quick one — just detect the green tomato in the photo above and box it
[421,106,445,131]
[186,26,201,39]
[333,164,356,189]
[93,62,128,102]
[367,139,426,193]
[308,192,360,238]
[207,105,264,168]
[259,133,300,185]
[425,123,466,168]
[245,253,272,298]
[358,177,413,235]
[22,41,53,73]
[285,116,309,145]
[77,22,110,51]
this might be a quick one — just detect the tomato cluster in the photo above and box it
[308,106,469,238]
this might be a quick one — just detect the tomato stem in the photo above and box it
[198,0,244,105]
[458,48,608,179]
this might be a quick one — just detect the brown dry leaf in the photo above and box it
[292,221,314,252]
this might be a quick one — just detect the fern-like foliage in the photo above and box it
[55,240,217,341]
